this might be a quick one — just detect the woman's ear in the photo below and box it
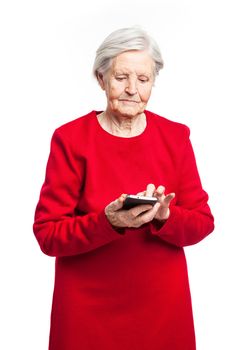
[97,72,106,90]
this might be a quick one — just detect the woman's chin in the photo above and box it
[114,106,144,118]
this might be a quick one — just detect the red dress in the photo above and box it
[33,110,214,350]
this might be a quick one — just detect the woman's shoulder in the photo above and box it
[55,110,96,137]
[146,110,190,138]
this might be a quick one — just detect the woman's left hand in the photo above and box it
[141,184,175,221]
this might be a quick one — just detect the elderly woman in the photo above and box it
[33,27,214,350]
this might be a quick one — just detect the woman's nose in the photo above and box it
[125,79,137,95]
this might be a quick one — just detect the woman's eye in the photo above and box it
[115,76,126,81]
[139,78,149,83]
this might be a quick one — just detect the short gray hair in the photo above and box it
[93,26,164,80]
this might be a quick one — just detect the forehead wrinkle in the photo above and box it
[112,57,153,76]
[113,66,153,77]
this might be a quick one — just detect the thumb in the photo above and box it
[163,193,175,207]
[109,194,127,212]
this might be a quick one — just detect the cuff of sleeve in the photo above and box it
[150,206,179,237]
[98,210,126,236]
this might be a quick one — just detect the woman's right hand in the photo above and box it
[105,194,160,228]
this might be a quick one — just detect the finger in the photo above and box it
[145,183,155,197]
[163,193,175,207]
[117,193,127,208]
[118,193,127,203]
[155,185,165,196]
[136,202,159,223]
[129,204,153,217]
[130,200,159,219]
[136,190,146,196]
[109,194,127,211]
[154,186,165,201]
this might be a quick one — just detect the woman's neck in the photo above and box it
[98,111,146,137]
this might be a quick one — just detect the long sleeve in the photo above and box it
[150,130,214,247]
[33,129,122,257]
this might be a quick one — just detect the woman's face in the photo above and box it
[98,50,155,118]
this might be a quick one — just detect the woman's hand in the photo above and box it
[105,193,160,228]
[105,184,175,228]
[153,185,175,221]
[139,184,175,221]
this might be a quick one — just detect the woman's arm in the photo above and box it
[33,129,123,257]
[150,134,214,247]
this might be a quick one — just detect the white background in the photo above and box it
[0,0,237,349]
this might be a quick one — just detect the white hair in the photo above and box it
[93,26,164,80]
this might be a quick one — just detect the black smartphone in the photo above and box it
[123,195,158,210]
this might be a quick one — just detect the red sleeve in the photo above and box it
[150,129,214,247]
[33,129,123,257]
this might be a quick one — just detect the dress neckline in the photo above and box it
[94,110,150,141]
